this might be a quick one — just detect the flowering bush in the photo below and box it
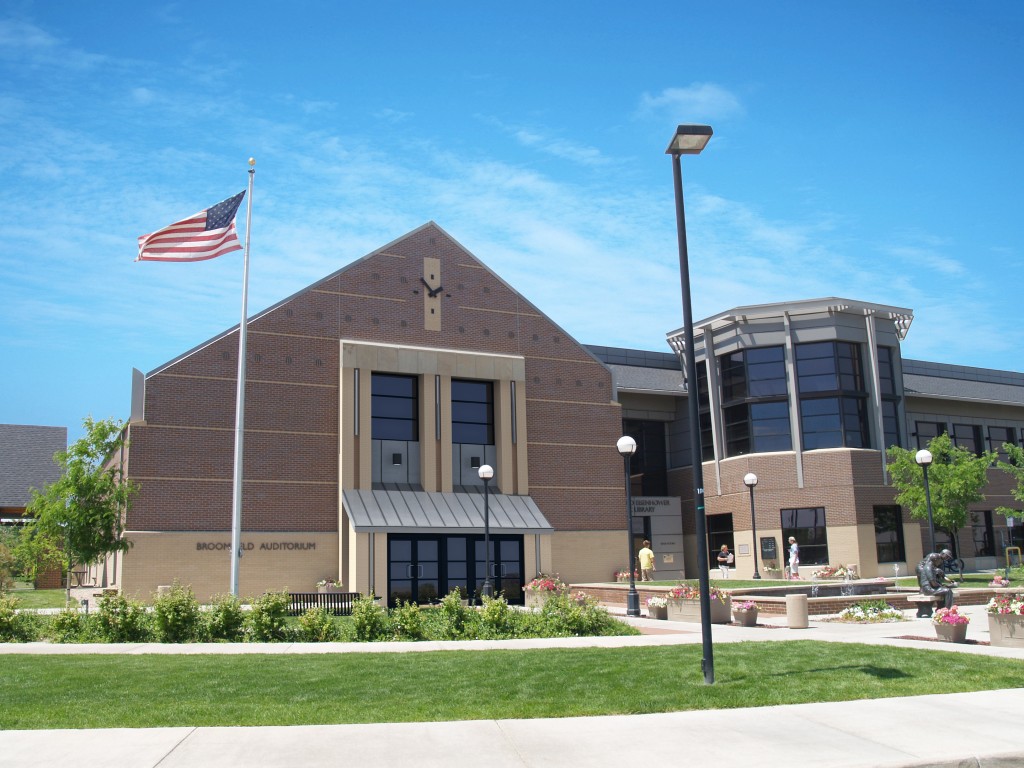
[646,596,668,608]
[812,565,852,580]
[614,570,639,581]
[986,593,1024,615]
[526,574,568,593]
[733,600,757,612]
[316,578,342,588]
[666,582,726,602]
[933,605,970,626]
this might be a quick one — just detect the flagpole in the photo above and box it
[230,158,255,596]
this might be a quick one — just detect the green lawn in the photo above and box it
[8,588,67,610]
[1,641,1021,729]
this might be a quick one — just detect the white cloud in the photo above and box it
[637,83,744,122]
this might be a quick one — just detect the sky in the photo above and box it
[2,1,1022,444]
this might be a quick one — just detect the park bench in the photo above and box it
[906,592,947,618]
[288,591,361,616]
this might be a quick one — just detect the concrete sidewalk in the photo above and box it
[1,603,1022,767]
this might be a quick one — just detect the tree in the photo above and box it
[997,442,1024,522]
[886,432,995,557]
[24,417,137,587]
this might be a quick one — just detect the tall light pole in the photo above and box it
[744,472,761,580]
[915,449,936,554]
[616,436,641,617]
[667,123,715,684]
[479,464,494,597]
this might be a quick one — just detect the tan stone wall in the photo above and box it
[549,530,624,583]
[121,532,339,603]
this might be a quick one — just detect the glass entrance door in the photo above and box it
[388,534,524,606]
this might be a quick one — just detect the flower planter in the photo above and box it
[318,584,344,593]
[988,613,1024,648]
[525,590,561,609]
[934,623,968,643]
[666,596,731,624]
[647,604,667,620]
[733,608,758,627]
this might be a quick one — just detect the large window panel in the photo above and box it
[451,379,494,445]
[796,341,868,450]
[372,373,419,441]
[873,505,906,564]
[720,346,790,458]
[989,426,1018,460]
[781,507,830,566]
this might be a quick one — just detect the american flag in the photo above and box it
[137,191,246,262]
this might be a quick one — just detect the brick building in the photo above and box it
[98,224,1024,601]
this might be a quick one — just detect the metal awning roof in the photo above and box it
[342,488,554,534]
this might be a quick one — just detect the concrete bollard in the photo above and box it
[786,593,809,629]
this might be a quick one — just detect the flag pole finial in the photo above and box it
[249,157,255,168]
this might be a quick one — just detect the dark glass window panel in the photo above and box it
[373,374,417,397]
[724,404,751,456]
[720,353,747,402]
[448,562,467,579]
[447,538,467,560]
[953,424,983,456]
[390,540,412,560]
[781,506,830,566]
[989,426,1017,460]
[881,400,900,449]
[877,347,896,396]
[371,417,417,441]
[915,421,946,449]
[873,505,905,563]
[623,418,668,495]
[973,510,995,557]
[372,373,418,441]
[452,379,494,446]
[451,379,490,402]
[390,563,409,579]
[418,540,438,559]
[699,411,715,462]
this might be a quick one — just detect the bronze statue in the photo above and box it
[915,551,955,610]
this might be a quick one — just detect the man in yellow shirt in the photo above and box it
[638,540,656,581]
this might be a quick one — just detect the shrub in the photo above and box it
[390,600,425,641]
[536,592,622,637]
[96,593,152,642]
[297,607,341,642]
[206,593,247,642]
[0,594,39,642]
[246,590,292,642]
[153,582,205,643]
[49,602,95,643]
[432,589,475,639]
[478,594,517,637]
[351,595,389,642]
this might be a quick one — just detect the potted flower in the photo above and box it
[317,578,344,593]
[763,559,783,579]
[989,575,1011,588]
[665,582,731,623]
[932,605,970,643]
[732,599,759,627]
[986,593,1024,647]
[525,574,568,608]
[646,595,668,620]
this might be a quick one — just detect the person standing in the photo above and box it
[638,540,656,581]
[717,544,733,578]
[788,536,800,579]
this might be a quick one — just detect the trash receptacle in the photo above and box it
[786,593,808,629]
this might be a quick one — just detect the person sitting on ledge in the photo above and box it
[915,551,956,610]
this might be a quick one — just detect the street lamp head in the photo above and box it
[915,449,933,467]
[616,435,637,457]
[478,464,494,480]
[743,472,758,488]
[665,124,713,155]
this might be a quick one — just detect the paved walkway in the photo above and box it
[1,603,1022,767]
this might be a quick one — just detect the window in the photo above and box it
[796,342,868,450]
[451,379,494,445]
[371,373,418,441]
[720,347,791,457]
[972,511,995,557]
[696,361,715,462]
[953,424,983,456]
[877,348,901,448]
[873,505,905,563]
[914,421,946,449]
[622,419,668,496]
[988,426,1018,460]
[781,507,829,566]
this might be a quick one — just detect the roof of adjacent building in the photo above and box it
[0,424,67,506]
[903,359,1024,407]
